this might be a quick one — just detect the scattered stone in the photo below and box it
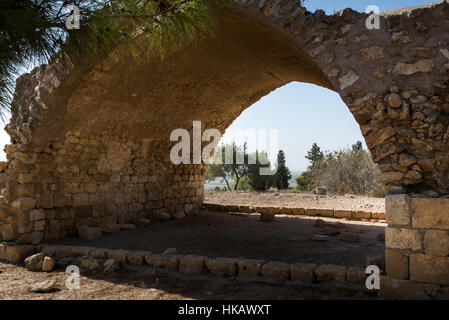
[162,248,178,256]
[312,187,327,195]
[260,211,275,222]
[25,253,46,271]
[103,259,120,273]
[158,212,170,221]
[78,226,102,240]
[30,280,59,293]
[338,233,360,242]
[320,226,340,236]
[103,224,121,234]
[42,256,55,272]
[134,218,150,227]
[312,235,329,241]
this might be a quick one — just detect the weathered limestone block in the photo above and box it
[11,197,36,211]
[237,259,266,278]
[30,209,45,222]
[386,249,409,280]
[126,251,147,265]
[424,230,449,257]
[179,255,207,275]
[144,253,179,271]
[380,276,445,300]
[0,243,6,260]
[316,209,334,218]
[334,210,352,218]
[260,262,290,281]
[346,267,366,284]
[290,263,317,284]
[393,59,435,75]
[315,265,347,282]
[107,249,129,264]
[1,224,16,241]
[385,195,410,226]
[5,245,36,264]
[42,256,55,272]
[410,254,449,286]
[385,227,422,251]
[205,257,238,277]
[352,211,371,220]
[25,253,46,271]
[411,198,449,229]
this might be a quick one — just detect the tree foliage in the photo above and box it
[296,142,384,197]
[274,149,291,190]
[305,142,323,166]
[0,0,216,118]
[205,144,274,192]
[246,150,274,191]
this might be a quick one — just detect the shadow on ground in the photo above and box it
[46,211,386,267]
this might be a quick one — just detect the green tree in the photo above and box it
[295,171,312,191]
[246,150,274,191]
[0,0,215,118]
[352,140,363,152]
[305,143,323,166]
[206,143,249,191]
[274,150,291,190]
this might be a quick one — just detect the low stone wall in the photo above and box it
[385,195,449,288]
[1,242,448,299]
[203,202,386,221]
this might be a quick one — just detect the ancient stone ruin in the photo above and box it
[0,0,448,295]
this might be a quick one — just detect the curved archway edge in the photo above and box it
[0,0,448,291]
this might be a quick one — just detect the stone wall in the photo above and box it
[0,128,205,244]
[1,0,449,291]
[385,195,449,286]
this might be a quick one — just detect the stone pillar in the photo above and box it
[382,195,449,298]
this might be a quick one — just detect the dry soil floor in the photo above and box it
[205,192,385,212]
[0,262,375,300]
[47,211,386,267]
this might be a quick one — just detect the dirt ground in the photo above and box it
[205,191,385,212]
[0,262,376,300]
[48,211,385,267]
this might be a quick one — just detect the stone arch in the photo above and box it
[1,0,449,290]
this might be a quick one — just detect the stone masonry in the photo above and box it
[0,0,449,290]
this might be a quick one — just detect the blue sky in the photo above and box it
[0,0,435,172]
